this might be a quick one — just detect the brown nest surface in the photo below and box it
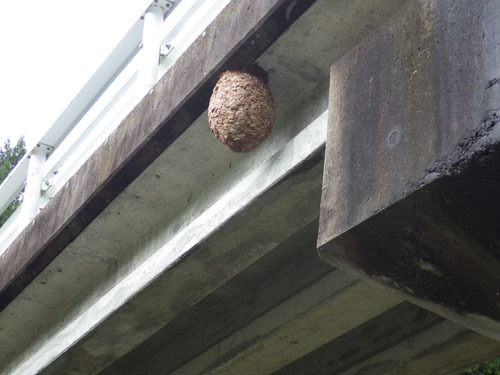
[208,66,276,152]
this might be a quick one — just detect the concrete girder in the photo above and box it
[100,220,336,375]
[0,0,415,315]
[0,0,445,373]
[102,227,499,375]
[0,0,318,312]
[275,303,500,375]
[167,274,401,375]
[3,111,327,375]
[340,322,500,375]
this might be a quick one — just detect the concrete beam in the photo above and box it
[4,111,327,375]
[339,322,500,375]
[100,220,335,375]
[168,273,401,375]
[274,303,500,375]
[318,0,500,340]
[0,0,446,373]
[0,0,317,311]
[2,0,416,368]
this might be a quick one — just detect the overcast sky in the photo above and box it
[0,0,150,150]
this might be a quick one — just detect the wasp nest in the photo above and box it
[208,65,276,152]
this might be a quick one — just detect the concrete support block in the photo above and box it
[318,0,500,340]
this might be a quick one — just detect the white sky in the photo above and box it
[0,0,150,150]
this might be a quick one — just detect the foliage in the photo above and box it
[0,137,26,227]
[463,357,500,375]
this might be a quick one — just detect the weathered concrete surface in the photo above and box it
[258,0,413,110]
[100,220,335,375]
[105,230,495,375]
[0,0,432,373]
[339,321,500,375]
[0,0,317,311]
[272,303,443,375]
[319,0,500,340]
[274,302,500,375]
[167,276,401,375]
[2,111,327,375]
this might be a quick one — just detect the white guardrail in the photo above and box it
[0,0,232,255]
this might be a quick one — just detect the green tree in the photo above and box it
[0,137,26,227]
[463,357,500,375]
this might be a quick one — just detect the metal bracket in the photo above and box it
[142,0,175,19]
[41,161,61,197]
[160,43,174,57]
[41,180,52,194]
[28,142,54,159]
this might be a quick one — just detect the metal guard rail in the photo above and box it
[0,0,232,255]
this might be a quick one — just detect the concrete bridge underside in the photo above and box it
[0,0,499,374]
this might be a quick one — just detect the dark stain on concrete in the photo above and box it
[320,137,500,321]
[319,0,500,336]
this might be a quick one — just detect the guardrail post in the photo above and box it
[20,144,51,224]
[137,1,171,94]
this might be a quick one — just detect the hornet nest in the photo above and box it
[208,64,276,152]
